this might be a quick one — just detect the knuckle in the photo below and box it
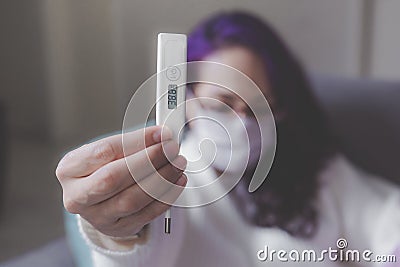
[55,154,73,179]
[62,149,78,163]
[55,147,82,179]
[64,183,91,209]
[116,193,139,215]
[92,141,116,162]
[93,166,118,195]
[63,195,81,214]
[55,164,66,180]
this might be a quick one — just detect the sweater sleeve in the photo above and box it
[77,206,187,267]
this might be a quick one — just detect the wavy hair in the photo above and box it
[187,10,337,237]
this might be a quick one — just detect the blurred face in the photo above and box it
[187,45,273,119]
[187,46,275,174]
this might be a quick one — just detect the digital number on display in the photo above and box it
[168,84,178,109]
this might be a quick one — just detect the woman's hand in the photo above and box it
[56,126,187,238]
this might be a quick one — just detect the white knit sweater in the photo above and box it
[78,135,400,267]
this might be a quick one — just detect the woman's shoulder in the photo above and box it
[320,154,400,205]
[319,154,400,255]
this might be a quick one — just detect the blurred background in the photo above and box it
[0,0,399,265]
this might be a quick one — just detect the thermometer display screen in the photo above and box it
[168,84,178,109]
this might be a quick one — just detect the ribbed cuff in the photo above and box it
[77,215,157,267]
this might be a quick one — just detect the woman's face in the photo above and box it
[188,45,273,119]
[187,46,276,175]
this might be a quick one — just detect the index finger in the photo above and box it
[56,125,172,179]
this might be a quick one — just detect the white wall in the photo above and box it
[111,0,365,115]
[44,1,119,146]
[370,0,400,80]
[0,1,49,139]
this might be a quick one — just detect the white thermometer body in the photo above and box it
[156,33,187,145]
[156,33,187,233]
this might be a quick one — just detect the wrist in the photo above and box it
[99,225,150,250]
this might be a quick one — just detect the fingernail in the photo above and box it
[176,174,187,186]
[173,156,187,171]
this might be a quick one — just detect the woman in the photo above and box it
[56,11,400,266]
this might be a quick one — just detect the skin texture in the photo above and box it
[56,46,269,245]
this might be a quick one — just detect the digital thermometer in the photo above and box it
[156,33,187,233]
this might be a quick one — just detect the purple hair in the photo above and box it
[187,11,337,237]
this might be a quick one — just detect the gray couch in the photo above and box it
[311,75,400,184]
[0,102,6,215]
